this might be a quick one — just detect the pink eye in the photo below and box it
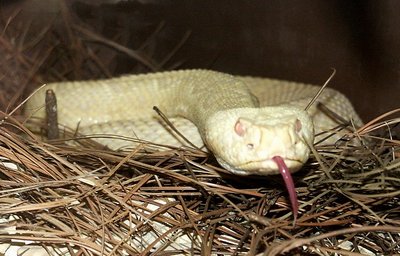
[295,119,302,133]
[234,119,246,137]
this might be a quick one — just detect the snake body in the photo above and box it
[25,70,362,172]
[25,70,362,215]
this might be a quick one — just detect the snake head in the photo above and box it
[204,106,314,175]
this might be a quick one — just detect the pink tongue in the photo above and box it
[272,156,298,220]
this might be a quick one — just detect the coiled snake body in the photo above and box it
[25,70,362,216]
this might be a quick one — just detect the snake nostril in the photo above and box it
[295,119,302,133]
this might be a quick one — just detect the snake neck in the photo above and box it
[170,70,259,136]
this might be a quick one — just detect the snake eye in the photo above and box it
[247,143,254,150]
[234,119,246,137]
[234,118,253,137]
[295,119,302,133]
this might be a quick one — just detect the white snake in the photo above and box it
[25,69,363,217]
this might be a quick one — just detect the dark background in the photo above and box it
[1,0,399,121]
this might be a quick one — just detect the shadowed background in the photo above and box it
[1,0,399,121]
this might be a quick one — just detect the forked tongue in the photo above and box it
[272,156,298,221]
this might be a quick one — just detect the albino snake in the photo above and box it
[25,70,363,217]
